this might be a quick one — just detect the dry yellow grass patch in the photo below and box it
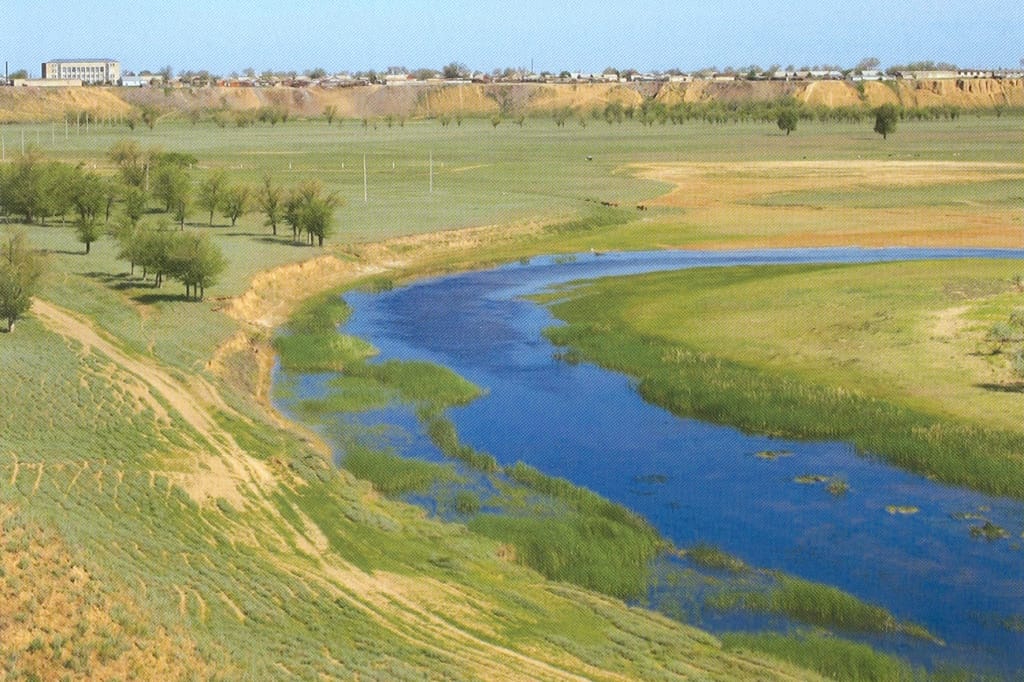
[632,160,1024,249]
[0,504,210,679]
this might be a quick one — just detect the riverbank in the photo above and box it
[268,247,1024,678]
[541,260,1024,499]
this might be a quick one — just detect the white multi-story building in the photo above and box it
[41,59,120,84]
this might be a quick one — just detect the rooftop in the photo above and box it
[45,58,119,64]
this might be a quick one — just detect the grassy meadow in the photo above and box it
[1,112,1022,678]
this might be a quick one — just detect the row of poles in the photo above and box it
[357,151,434,202]
[0,135,437,201]
[0,119,437,202]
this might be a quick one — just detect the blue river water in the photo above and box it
[275,248,1024,676]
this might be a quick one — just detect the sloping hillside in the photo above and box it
[2,78,1022,123]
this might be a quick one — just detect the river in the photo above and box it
[275,247,1024,676]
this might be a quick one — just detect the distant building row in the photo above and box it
[6,58,1024,89]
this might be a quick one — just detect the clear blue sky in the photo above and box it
[3,1,1021,76]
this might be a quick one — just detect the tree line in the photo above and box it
[0,142,343,330]
[0,141,341,248]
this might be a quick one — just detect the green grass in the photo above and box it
[274,291,377,371]
[273,332,377,371]
[543,262,1024,499]
[722,632,923,682]
[340,445,462,495]
[745,576,935,641]
[422,410,501,472]
[7,113,1021,679]
[6,116,1023,249]
[294,375,398,415]
[684,543,751,574]
[358,360,482,406]
[468,511,660,599]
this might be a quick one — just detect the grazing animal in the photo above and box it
[636,204,647,211]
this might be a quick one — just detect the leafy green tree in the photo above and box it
[220,185,251,227]
[166,232,226,300]
[300,196,338,247]
[0,230,44,332]
[70,170,108,224]
[151,164,190,214]
[108,140,145,187]
[258,175,284,236]
[603,102,625,125]
[0,153,47,223]
[171,191,192,229]
[122,187,148,226]
[140,106,160,130]
[873,103,899,140]
[283,180,340,246]
[113,219,144,275]
[777,108,798,135]
[136,226,175,286]
[41,162,77,224]
[74,215,103,254]
[197,169,228,226]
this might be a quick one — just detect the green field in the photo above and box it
[542,260,1024,498]
[2,114,1023,679]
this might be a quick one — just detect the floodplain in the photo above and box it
[2,111,1023,679]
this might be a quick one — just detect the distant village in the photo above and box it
[5,58,1024,90]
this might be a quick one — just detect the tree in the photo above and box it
[8,69,28,80]
[604,102,625,125]
[171,191,191,229]
[442,62,468,79]
[167,232,226,300]
[220,185,251,227]
[776,108,798,135]
[197,169,228,226]
[108,140,146,187]
[113,219,144,275]
[855,57,880,72]
[75,215,103,254]
[300,196,338,246]
[123,187,148,226]
[283,180,339,246]
[873,103,899,139]
[136,226,175,287]
[140,106,160,129]
[324,104,338,125]
[258,176,284,236]
[0,230,44,332]
[151,163,190,213]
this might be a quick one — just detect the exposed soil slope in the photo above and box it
[2,78,1021,122]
